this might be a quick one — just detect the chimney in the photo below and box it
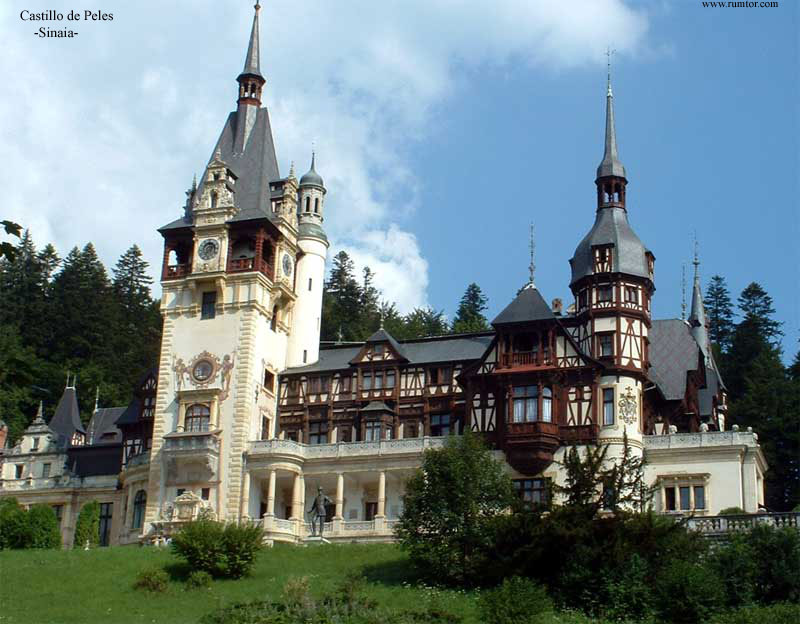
[552,298,563,315]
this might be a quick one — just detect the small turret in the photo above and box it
[297,153,327,242]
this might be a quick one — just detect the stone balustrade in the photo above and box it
[686,512,800,536]
[260,514,398,544]
[644,430,759,450]
[248,436,446,460]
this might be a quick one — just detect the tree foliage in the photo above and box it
[396,430,516,585]
[73,501,100,549]
[451,283,490,334]
[705,275,735,352]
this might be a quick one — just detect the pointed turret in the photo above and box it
[688,243,711,361]
[239,2,264,81]
[234,1,266,150]
[596,76,626,180]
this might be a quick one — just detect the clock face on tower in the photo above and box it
[282,253,293,278]
[198,239,219,261]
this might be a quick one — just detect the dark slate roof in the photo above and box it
[648,320,700,401]
[365,328,408,360]
[492,286,555,325]
[360,401,393,413]
[116,398,142,427]
[160,107,280,232]
[239,4,263,80]
[597,85,626,179]
[569,206,652,286]
[287,333,494,374]
[298,221,328,243]
[48,387,85,447]
[698,368,718,417]
[66,445,122,478]
[87,408,124,445]
[299,153,324,189]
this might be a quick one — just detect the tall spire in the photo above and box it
[241,2,263,79]
[688,237,711,361]
[596,48,626,180]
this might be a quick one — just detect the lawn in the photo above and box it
[0,543,480,624]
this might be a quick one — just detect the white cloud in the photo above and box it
[0,0,651,308]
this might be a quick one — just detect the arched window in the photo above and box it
[185,404,210,432]
[542,387,553,422]
[132,490,147,529]
[305,196,310,212]
[314,197,320,213]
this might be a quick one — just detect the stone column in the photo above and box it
[266,469,277,516]
[377,470,386,518]
[335,473,344,519]
[240,471,251,520]
[211,397,220,430]
[290,472,302,520]
[125,484,136,534]
[177,402,186,432]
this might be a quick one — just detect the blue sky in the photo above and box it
[2,1,797,356]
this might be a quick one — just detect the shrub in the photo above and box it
[73,501,100,549]
[654,558,725,623]
[133,567,169,593]
[25,504,61,549]
[171,519,263,578]
[186,570,213,590]
[709,602,800,624]
[478,576,552,624]
[601,553,654,622]
[709,535,758,607]
[0,498,28,549]
[719,507,747,516]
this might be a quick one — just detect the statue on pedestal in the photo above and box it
[308,486,332,537]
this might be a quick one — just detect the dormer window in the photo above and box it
[213,173,220,181]
[594,246,613,273]
[625,286,639,304]
[210,191,218,209]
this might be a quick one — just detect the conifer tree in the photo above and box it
[704,275,734,353]
[113,245,153,313]
[0,219,21,262]
[403,307,449,339]
[737,282,782,343]
[451,283,489,334]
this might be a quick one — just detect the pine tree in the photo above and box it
[0,219,21,262]
[737,282,782,343]
[403,307,449,339]
[451,283,489,334]
[602,432,654,513]
[113,245,153,313]
[321,251,362,341]
[704,275,734,353]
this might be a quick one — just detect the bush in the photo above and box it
[709,535,758,607]
[654,558,725,623]
[709,602,800,624]
[0,498,28,549]
[186,570,213,590]
[478,576,552,624]
[601,553,654,622]
[133,567,169,593]
[73,501,100,549]
[171,519,263,579]
[719,507,747,516]
[25,504,61,549]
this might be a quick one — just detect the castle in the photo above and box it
[0,4,767,547]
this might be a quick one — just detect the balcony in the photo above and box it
[163,430,220,455]
[499,350,553,369]
[560,423,600,445]
[165,263,190,279]
[249,437,445,462]
[261,515,400,545]
[686,512,800,537]
[228,257,274,280]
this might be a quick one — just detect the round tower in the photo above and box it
[287,153,329,367]
[568,75,654,461]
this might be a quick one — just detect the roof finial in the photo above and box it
[94,386,100,413]
[692,232,700,282]
[528,222,536,288]
[240,1,263,79]
[289,160,296,179]
[597,47,626,180]
[379,307,385,330]
[336,325,343,345]
[606,47,615,97]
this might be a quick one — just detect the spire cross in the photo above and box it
[605,47,616,97]
[692,233,700,279]
[528,222,536,287]
[681,262,687,320]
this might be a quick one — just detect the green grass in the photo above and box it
[0,543,480,624]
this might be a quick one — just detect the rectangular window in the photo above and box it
[15,465,23,479]
[201,291,216,319]
[598,333,614,358]
[693,486,706,510]
[427,367,453,385]
[602,480,616,510]
[514,478,550,508]
[625,286,639,304]
[665,486,676,511]
[308,421,328,445]
[32,437,39,450]
[308,278,313,291]
[339,376,351,394]
[263,370,275,392]
[512,385,539,422]
[603,388,615,426]
[679,486,691,511]
[201,487,210,501]
[598,285,613,303]
[362,373,372,390]
[303,350,307,364]
[42,463,51,478]
[364,421,381,441]
[385,371,396,389]
[430,413,451,436]
[98,503,113,547]
[578,290,588,309]
[176,488,185,497]
[52,505,63,526]
[365,502,378,521]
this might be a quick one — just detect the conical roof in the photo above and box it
[49,386,85,447]
[239,2,263,79]
[492,285,555,325]
[596,79,626,180]
[299,153,324,188]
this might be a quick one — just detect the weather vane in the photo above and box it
[528,222,536,287]
[606,46,616,95]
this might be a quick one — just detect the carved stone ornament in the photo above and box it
[187,351,222,387]
[618,387,638,425]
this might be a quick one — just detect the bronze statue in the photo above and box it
[308,486,332,537]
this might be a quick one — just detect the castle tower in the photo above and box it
[287,153,329,367]
[143,2,323,529]
[569,74,655,455]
